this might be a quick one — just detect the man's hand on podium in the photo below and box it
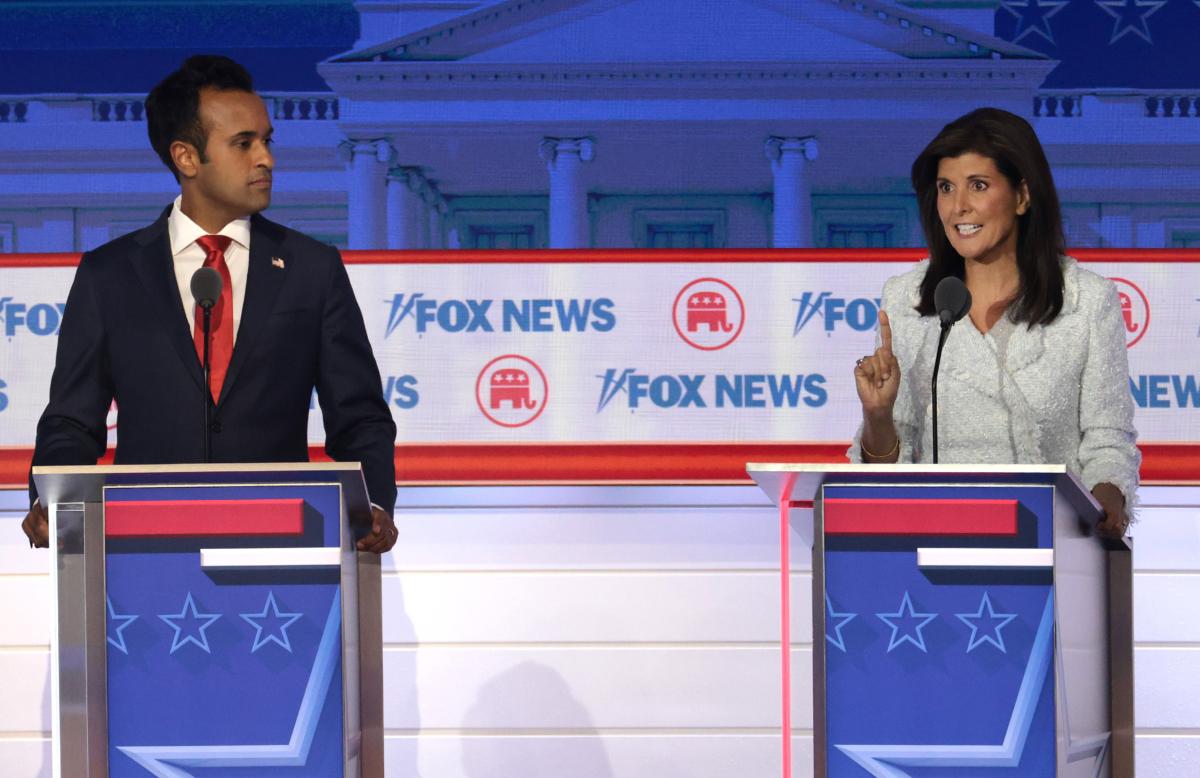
[357,505,398,554]
[21,502,49,548]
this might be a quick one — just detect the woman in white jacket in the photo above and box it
[850,107,1138,539]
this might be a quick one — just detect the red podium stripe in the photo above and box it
[824,498,1018,536]
[105,499,305,538]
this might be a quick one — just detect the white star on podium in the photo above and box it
[158,592,221,655]
[240,591,304,653]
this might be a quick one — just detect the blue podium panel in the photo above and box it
[102,484,346,777]
[821,484,1057,777]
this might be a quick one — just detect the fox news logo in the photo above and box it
[596,369,827,411]
[384,293,615,336]
[672,278,744,350]
[383,375,420,410]
[1130,374,1199,408]
[0,297,66,337]
[792,292,881,335]
[307,375,420,411]
[1108,278,1148,348]
[476,355,548,427]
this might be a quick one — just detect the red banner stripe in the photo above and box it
[3,248,1199,268]
[381,443,1200,485]
[5,442,1197,487]
[384,442,850,482]
[104,498,305,538]
[824,498,1018,536]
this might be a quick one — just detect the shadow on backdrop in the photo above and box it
[461,661,613,778]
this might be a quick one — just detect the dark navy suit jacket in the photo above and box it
[31,208,397,513]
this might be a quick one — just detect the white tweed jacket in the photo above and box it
[848,257,1141,508]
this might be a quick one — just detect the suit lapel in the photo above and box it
[218,216,288,405]
[939,320,1000,401]
[992,260,1080,463]
[1005,258,1077,379]
[995,324,1046,463]
[1004,319,1046,376]
[129,209,205,391]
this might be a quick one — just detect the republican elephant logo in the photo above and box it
[1108,277,1149,348]
[489,369,537,410]
[686,293,734,333]
[476,355,548,427]
[672,277,745,351]
[1118,291,1139,334]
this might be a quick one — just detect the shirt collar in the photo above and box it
[167,195,252,257]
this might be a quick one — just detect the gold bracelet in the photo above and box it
[861,436,899,459]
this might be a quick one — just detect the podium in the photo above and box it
[748,464,1133,778]
[33,462,384,778]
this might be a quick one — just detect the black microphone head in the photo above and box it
[934,275,972,326]
[190,267,223,309]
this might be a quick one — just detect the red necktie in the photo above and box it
[193,235,234,402]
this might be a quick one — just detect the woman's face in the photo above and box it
[936,152,1029,265]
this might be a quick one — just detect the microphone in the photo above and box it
[190,267,223,463]
[190,266,222,310]
[934,275,972,326]
[930,276,972,464]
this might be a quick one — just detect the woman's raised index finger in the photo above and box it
[878,309,893,353]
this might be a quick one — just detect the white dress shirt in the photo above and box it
[168,196,251,340]
[165,201,387,517]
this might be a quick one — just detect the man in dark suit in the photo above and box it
[21,55,398,553]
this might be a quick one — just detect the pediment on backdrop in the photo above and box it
[330,0,1044,66]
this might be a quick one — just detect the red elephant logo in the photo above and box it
[673,278,745,351]
[1108,277,1149,348]
[489,369,537,410]
[476,355,548,428]
[686,293,734,333]
[1118,291,1139,334]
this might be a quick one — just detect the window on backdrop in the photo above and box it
[468,224,536,249]
[1171,230,1200,249]
[827,224,893,249]
[646,222,716,249]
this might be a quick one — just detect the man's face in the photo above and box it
[185,88,274,224]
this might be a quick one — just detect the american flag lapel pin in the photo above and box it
[271,256,285,269]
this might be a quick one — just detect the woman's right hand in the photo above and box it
[854,309,901,416]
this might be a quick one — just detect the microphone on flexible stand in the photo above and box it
[190,267,223,464]
[931,276,972,464]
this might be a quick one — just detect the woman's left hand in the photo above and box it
[1091,482,1130,540]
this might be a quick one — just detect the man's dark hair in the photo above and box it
[911,107,1066,326]
[145,55,255,181]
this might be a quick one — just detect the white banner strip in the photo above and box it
[916,548,1054,569]
[199,547,340,569]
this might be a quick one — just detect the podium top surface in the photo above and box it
[746,462,1102,520]
[32,462,372,522]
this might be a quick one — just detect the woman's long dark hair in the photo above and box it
[911,108,1065,325]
